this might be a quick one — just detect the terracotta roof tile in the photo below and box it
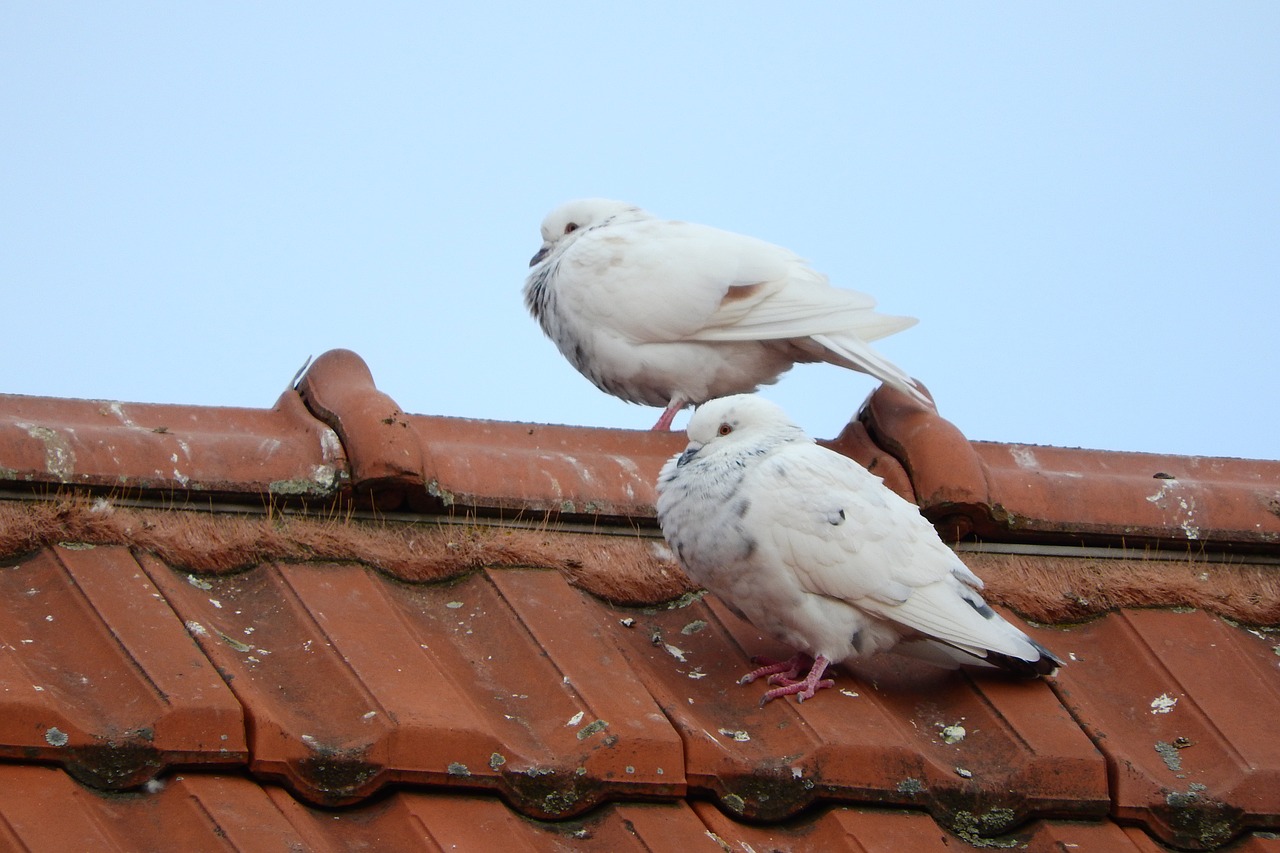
[406,413,682,520]
[692,802,961,851]
[861,386,1280,552]
[9,536,1280,846]
[0,389,345,499]
[1052,607,1280,849]
[0,544,245,789]
[1,347,1279,849]
[5,764,1280,851]
[7,349,1276,554]
[136,555,686,812]
[296,348,424,506]
[611,595,1107,825]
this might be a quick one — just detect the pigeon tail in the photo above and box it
[980,638,1063,678]
[896,637,1063,677]
[806,333,932,408]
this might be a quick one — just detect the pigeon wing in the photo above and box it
[743,443,1040,661]
[691,267,917,344]
[554,218,792,343]
[557,218,915,342]
[670,240,927,404]
[552,214,927,405]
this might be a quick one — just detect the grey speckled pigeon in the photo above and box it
[655,394,1061,704]
[525,199,930,430]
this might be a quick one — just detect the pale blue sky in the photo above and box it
[3,4,1276,459]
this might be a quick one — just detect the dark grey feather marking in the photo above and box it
[977,643,1062,677]
[965,597,997,619]
[524,265,554,325]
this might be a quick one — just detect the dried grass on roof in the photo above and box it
[0,499,1276,623]
[966,551,1280,626]
[0,498,697,605]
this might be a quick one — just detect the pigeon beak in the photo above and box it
[676,444,702,468]
[529,245,550,267]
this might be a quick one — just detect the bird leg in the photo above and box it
[651,400,685,431]
[756,654,836,706]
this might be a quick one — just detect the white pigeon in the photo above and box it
[655,394,1061,704]
[525,199,930,430]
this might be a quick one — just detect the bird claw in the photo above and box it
[760,677,836,706]
[753,654,835,705]
[795,679,837,702]
[739,653,808,686]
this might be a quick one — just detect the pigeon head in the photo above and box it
[676,394,804,467]
[529,198,644,267]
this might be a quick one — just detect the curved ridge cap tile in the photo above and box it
[295,349,426,506]
[408,414,684,520]
[0,391,344,498]
[858,383,991,524]
[971,442,1280,547]
[823,419,914,503]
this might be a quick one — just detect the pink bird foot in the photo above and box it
[738,653,807,686]
[755,654,835,706]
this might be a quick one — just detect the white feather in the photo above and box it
[656,394,1059,676]
[525,199,931,426]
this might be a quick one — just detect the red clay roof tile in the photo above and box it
[6,349,1277,557]
[609,594,1107,828]
[21,535,1280,846]
[1052,607,1280,849]
[0,389,345,499]
[296,348,424,508]
[5,763,1279,851]
[2,347,1279,850]
[861,386,1280,552]
[406,413,682,520]
[139,557,687,813]
[0,544,245,789]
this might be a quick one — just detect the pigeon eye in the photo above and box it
[564,222,579,235]
[718,423,733,436]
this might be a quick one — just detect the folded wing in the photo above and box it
[746,444,1054,670]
